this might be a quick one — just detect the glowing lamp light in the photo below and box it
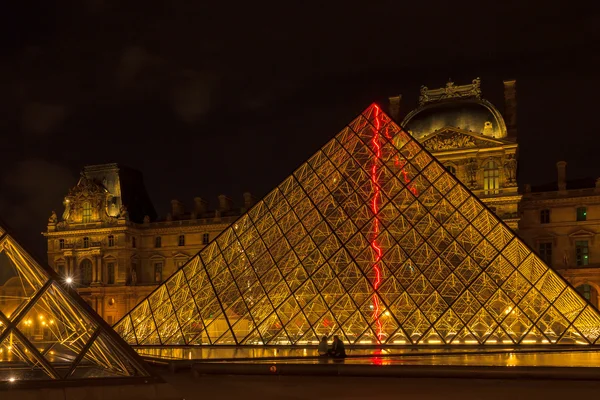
[8,377,15,382]
[65,277,73,284]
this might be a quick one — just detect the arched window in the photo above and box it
[80,259,93,285]
[483,160,500,195]
[82,202,92,223]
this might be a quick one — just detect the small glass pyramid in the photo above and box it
[115,104,600,346]
[0,224,155,382]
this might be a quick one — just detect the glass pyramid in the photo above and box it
[116,103,600,346]
[0,224,155,383]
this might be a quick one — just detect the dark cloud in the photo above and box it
[1,0,599,257]
[0,160,74,251]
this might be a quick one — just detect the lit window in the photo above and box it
[107,262,115,284]
[178,235,185,246]
[540,209,550,224]
[483,160,499,195]
[577,207,587,222]
[155,236,162,248]
[108,235,115,247]
[132,237,136,248]
[203,233,210,245]
[83,237,90,248]
[576,241,589,266]
[59,239,65,250]
[154,262,163,283]
[82,202,92,223]
[538,242,552,267]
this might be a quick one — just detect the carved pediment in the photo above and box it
[569,229,595,238]
[68,174,107,199]
[421,129,504,152]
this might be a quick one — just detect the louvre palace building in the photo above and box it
[37,78,600,329]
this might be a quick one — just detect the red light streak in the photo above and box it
[370,105,384,342]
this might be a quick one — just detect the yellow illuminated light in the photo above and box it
[112,103,600,349]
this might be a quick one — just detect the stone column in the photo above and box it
[91,256,97,283]
[97,256,103,284]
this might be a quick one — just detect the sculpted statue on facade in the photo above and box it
[119,205,129,220]
[466,159,478,187]
[62,199,71,222]
[503,154,517,186]
[418,85,429,105]
[48,211,58,224]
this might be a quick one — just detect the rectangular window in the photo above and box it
[577,207,587,221]
[107,315,113,325]
[108,235,115,247]
[83,237,90,248]
[540,209,550,224]
[82,202,92,223]
[154,262,163,283]
[155,236,162,248]
[178,235,185,246]
[59,239,65,250]
[538,242,552,267]
[175,259,186,269]
[107,262,115,284]
[576,241,589,266]
[203,233,210,245]
[483,161,500,195]
[57,264,65,276]
[132,237,136,248]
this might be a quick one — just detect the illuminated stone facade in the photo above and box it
[519,162,600,307]
[390,78,520,229]
[43,164,248,324]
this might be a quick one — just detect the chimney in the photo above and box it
[171,199,184,218]
[557,161,567,193]
[503,80,517,138]
[218,194,233,212]
[243,192,256,209]
[193,197,208,215]
[388,95,402,121]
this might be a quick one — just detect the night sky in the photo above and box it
[1,1,599,256]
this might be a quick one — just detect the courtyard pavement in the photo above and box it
[160,369,600,400]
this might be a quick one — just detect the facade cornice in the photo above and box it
[520,194,600,208]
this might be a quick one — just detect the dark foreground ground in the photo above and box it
[160,370,600,400]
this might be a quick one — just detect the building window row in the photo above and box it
[540,206,588,224]
[538,240,590,267]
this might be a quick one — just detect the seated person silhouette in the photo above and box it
[318,336,329,356]
[327,335,347,358]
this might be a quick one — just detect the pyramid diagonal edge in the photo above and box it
[0,223,159,383]
[116,103,600,346]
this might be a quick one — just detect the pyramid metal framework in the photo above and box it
[116,104,600,346]
[0,224,155,383]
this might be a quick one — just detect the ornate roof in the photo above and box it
[402,78,508,141]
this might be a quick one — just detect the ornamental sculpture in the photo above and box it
[503,154,518,186]
[423,133,477,151]
[419,77,482,105]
